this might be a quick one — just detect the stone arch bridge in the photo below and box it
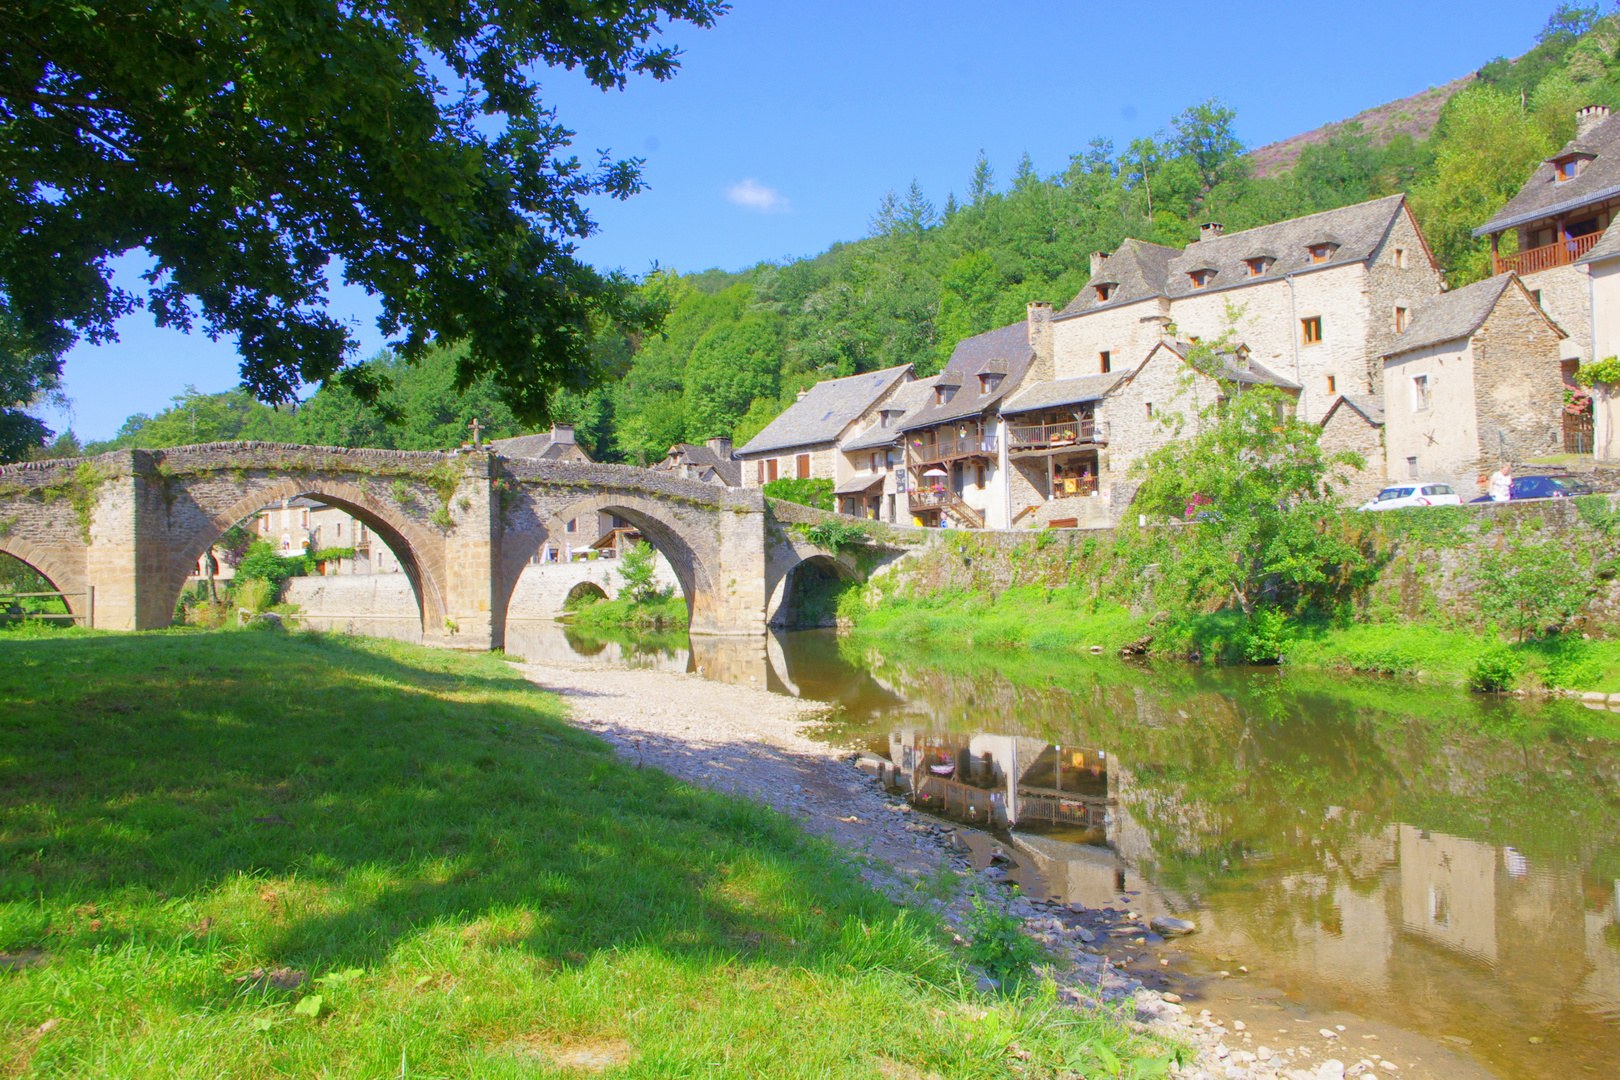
[0,442,925,646]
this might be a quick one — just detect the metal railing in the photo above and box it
[1008,419,1110,449]
[1494,231,1602,276]
[905,432,997,463]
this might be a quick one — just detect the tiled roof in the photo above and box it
[1381,274,1521,356]
[1221,358,1300,390]
[840,378,938,451]
[897,322,1032,432]
[1476,111,1620,236]
[1001,372,1124,414]
[735,364,912,457]
[489,431,593,462]
[1324,394,1385,427]
[655,443,741,487]
[1060,196,1409,319]
[832,474,885,495]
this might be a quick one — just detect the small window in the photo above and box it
[756,460,765,484]
[1326,375,1336,394]
[1394,248,1406,269]
[935,386,957,405]
[975,464,986,489]
[1245,257,1270,277]
[1189,269,1215,289]
[1406,456,1419,479]
[1099,350,1112,374]
[1301,316,1323,345]
[1413,374,1432,411]
[300,509,309,527]
[1308,244,1335,264]
[978,373,1002,393]
[1395,307,1408,333]
[1145,402,1154,418]
[885,450,896,470]
[1555,157,1582,182]
[566,518,577,533]
[335,522,342,538]
[767,458,779,482]
[796,454,811,480]
[869,453,877,472]
[1094,284,1115,302]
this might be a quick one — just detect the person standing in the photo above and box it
[1488,463,1514,502]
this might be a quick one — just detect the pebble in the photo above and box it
[1319,1029,1339,1039]
[1149,915,1197,936]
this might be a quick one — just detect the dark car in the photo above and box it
[1469,475,1595,502]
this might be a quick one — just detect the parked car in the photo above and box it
[1469,474,1595,502]
[1357,483,1462,511]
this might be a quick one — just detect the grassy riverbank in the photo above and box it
[566,589,690,630]
[0,627,1161,1077]
[846,583,1620,693]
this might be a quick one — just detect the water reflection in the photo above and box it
[504,623,1620,1080]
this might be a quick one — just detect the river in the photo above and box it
[505,620,1620,1080]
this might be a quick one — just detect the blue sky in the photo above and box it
[45,0,1552,441]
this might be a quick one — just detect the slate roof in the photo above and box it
[655,443,741,487]
[1060,195,1410,319]
[1001,372,1124,415]
[897,322,1033,432]
[839,377,940,451]
[488,430,593,462]
[1145,340,1301,392]
[735,364,912,457]
[1577,216,1620,265]
[1476,110,1620,236]
[1381,274,1527,356]
[832,474,885,495]
[1323,394,1386,427]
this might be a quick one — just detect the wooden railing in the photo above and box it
[1495,231,1602,276]
[906,432,997,463]
[908,488,985,528]
[1051,476,1100,499]
[1007,419,1110,449]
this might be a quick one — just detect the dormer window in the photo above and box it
[978,373,1002,393]
[1245,257,1273,277]
[878,409,900,428]
[1094,283,1116,302]
[935,386,956,405]
[1308,243,1337,264]
[1189,269,1216,289]
[1553,155,1590,182]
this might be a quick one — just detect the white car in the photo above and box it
[1356,483,1462,511]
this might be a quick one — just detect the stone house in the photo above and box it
[653,439,741,487]
[486,423,616,558]
[252,496,406,574]
[1381,274,1567,492]
[1318,396,1387,504]
[1473,104,1619,375]
[1055,194,1444,426]
[734,364,913,496]
[896,315,1040,529]
[836,376,938,521]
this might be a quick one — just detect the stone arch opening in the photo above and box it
[563,580,609,609]
[768,554,859,629]
[162,480,447,636]
[0,543,87,624]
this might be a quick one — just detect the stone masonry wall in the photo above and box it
[1318,407,1387,505]
[1365,206,1449,394]
[1051,296,1170,382]
[1520,262,1590,363]
[1471,283,1568,466]
[1383,339,1484,492]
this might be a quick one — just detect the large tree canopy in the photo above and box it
[0,0,724,427]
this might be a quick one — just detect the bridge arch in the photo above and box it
[0,539,89,622]
[164,477,449,635]
[767,552,861,628]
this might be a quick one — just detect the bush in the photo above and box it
[962,895,1039,986]
[1477,539,1594,642]
[1469,649,1524,692]
[1241,609,1292,664]
[233,577,277,615]
[763,477,834,510]
[235,539,305,593]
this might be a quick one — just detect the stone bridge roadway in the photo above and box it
[0,442,928,647]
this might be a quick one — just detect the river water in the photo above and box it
[507,621,1620,1080]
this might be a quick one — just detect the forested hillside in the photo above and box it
[39,5,1620,465]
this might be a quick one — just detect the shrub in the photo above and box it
[763,477,834,510]
[962,895,1039,986]
[1477,540,1594,642]
[1469,649,1524,692]
[799,518,868,553]
[617,540,660,603]
[1241,610,1292,664]
[233,577,277,615]
[235,539,304,592]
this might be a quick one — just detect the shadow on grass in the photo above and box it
[0,629,944,993]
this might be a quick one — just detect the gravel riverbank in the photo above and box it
[520,657,1487,1080]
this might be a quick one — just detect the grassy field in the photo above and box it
[0,625,1163,1078]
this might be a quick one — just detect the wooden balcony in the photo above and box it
[1494,231,1601,276]
[906,431,997,464]
[1007,419,1110,450]
[908,488,985,528]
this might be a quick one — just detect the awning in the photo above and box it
[833,474,885,496]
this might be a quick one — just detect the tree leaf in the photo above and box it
[292,994,324,1018]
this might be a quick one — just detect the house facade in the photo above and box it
[653,439,741,487]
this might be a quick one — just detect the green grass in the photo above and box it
[566,591,690,631]
[0,627,1165,1078]
[850,585,1149,653]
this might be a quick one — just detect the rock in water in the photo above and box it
[1149,915,1197,936]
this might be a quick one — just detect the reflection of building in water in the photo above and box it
[1399,825,1500,962]
[885,728,1107,831]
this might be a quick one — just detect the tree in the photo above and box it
[682,316,780,441]
[616,540,659,604]
[1131,375,1368,615]
[0,305,65,462]
[968,152,996,206]
[1477,539,1593,641]
[1170,99,1246,195]
[0,0,723,427]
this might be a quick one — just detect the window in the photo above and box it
[1094,284,1115,302]
[1301,316,1323,345]
[975,464,986,489]
[1394,248,1406,269]
[885,449,896,470]
[1326,375,1336,394]
[335,522,342,538]
[566,518,577,533]
[1406,456,1419,479]
[300,508,309,527]
[869,453,878,472]
[796,454,811,479]
[935,386,957,405]
[1189,269,1215,289]
[1145,402,1154,418]
[1308,244,1335,264]
[1099,350,1111,373]
[1395,307,1408,333]
[1413,374,1432,411]
[1245,257,1271,277]
[767,458,779,482]
[1555,156,1582,182]
[978,373,1002,393]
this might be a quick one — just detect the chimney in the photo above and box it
[706,436,733,459]
[1199,222,1224,241]
[1026,301,1054,384]
[550,423,575,445]
[1089,251,1110,277]
[1578,104,1611,139]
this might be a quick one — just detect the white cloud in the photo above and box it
[725,178,790,213]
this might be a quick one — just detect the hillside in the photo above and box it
[1247,73,1475,178]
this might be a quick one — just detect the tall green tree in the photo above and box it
[0,305,65,462]
[0,0,722,425]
